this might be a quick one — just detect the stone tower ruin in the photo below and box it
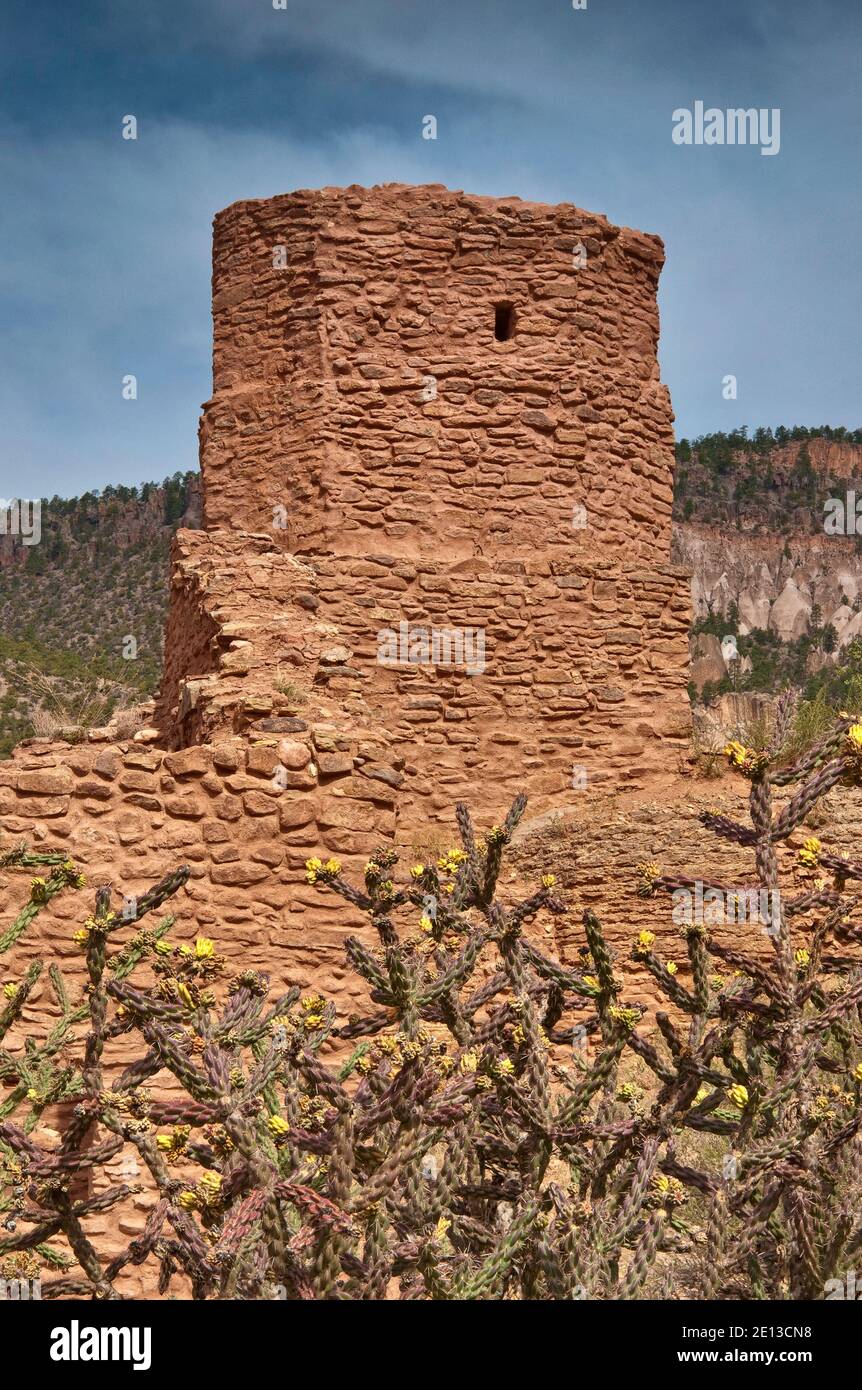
[167,183,691,804]
[0,182,691,1012]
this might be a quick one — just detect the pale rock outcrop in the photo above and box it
[769,577,812,641]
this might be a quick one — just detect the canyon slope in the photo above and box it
[672,428,862,699]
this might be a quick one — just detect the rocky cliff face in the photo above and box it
[671,431,862,693]
[675,527,862,641]
[0,475,201,574]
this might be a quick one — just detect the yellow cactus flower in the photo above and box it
[176,982,194,1009]
[154,938,174,955]
[638,930,655,950]
[410,863,425,878]
[854,1063,862,1084]
[29,877,49,904]
[541,874,557,888]
[723,741,769,779]
[434,1216,451,1242]
[178,1190,198,1210]
[728,1084,749,1110]
[2,982,17,1000]
[26,1088,39,1102]
[795,948,811,968]
[324,858,341,876]
[844,727,862,783]
[72,929,88,947]
[798,836,821,869]
[267,1115,290,1137]
[666,962,678,976]
[493,1057,515,1078]
[194,937,215,958]
[436,848,467,873]
[156,1126,190,1158]
[419,915,433,933]
[636,862,661,898]
[654,1176,686,1206]
[198,1171,223,1204]
[609,1005,640,1029]
[583,974,600,990]
[459,1050,479,1075]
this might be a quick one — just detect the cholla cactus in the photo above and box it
[637,708,862,1298]
[3,733,862,1300]
[0,800,666,1299]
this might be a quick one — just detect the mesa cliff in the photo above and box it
[674,433,862,698]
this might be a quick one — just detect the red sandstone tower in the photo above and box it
[202,184,679,563]
[0,184,692,1047]
[0,188,699,1296]
[174,183,691,824]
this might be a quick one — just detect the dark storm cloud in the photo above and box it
[1,0,859,495]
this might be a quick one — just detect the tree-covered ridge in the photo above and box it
[6,470,197,570]
[673,425,862,534]
[0,471,199,755]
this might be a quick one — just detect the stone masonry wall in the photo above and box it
[0,184,693,1287]
[200,184,676,563]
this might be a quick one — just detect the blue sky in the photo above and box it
[1,0,860,499]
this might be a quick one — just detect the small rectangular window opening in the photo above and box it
[494,302,516,341]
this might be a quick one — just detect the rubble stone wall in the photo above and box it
[1,176,694,1052]
[200,184,676,564]
[0,184,694,1287]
